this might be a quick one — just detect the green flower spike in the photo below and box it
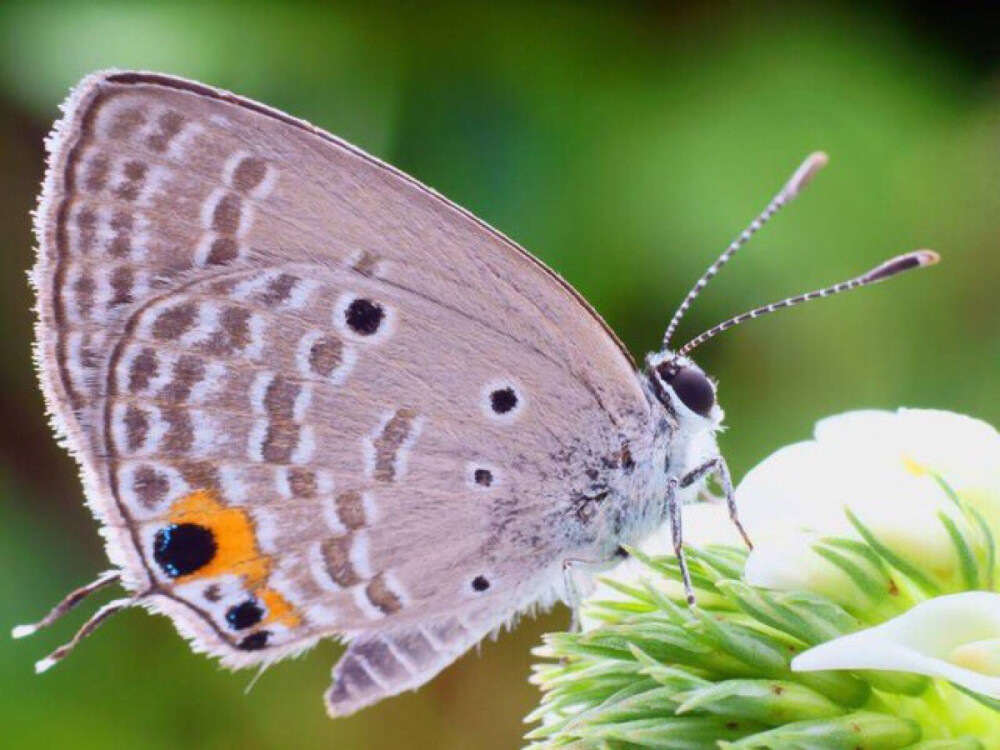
[528,410,1000,749]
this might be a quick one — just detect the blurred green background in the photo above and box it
[0,2,997,748]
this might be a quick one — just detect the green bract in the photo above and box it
[529,410,1000,748]
[527,491,1000,749]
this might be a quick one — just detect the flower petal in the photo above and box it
[734,409,999,594]
[737,410,1000,537]
[735,440,854,543]
[814,409,1000,524]
[792,592,1000,699]
[744,533,842,591]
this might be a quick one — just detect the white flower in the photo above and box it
[743,532,873,604]
[792,592,1000,699]
[738,409,1000,541]
[738,409,1000,595]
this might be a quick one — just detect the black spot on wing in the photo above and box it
[226,600,264,630]
[345,298,384,335]
[237,631,271,650]
[153,523,216,577]
[490,387,518,414]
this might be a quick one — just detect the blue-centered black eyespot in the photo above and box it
[153,523,216,578]
[657,363,715,417]
[226,599,264,630]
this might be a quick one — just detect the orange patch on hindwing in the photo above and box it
[159,489,301,631]
[258,587,301,628]
[167,489,269,587]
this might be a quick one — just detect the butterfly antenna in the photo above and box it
[677,250,940,357]
[663,151,829,349]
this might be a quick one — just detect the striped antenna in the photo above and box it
[662,151,829,349]
[677,250,940,357]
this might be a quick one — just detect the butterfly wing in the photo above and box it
[33,72,654,711]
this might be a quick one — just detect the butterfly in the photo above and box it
[19,70,937,717]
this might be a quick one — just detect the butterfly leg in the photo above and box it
[713,457,753,550]
[665,476,696,605]
[680,458,753,550]
[561,548,629,632]
[561,560,586,633]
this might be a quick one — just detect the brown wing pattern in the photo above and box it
[33,72,651,672]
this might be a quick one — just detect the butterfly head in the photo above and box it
[646,352,721,426]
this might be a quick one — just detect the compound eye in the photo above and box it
[659,364,715,416]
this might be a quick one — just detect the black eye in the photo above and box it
[658,364,715,416]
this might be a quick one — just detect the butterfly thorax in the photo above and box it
[571,360,723,566]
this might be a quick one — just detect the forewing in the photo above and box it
[33,72,651,665]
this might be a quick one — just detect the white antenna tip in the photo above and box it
[913,249,941,267]
[35,656,58,674]
[11,624,37,639]
[785,151,829,197]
